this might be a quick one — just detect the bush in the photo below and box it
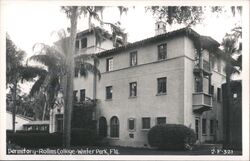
[148,124,196,150]
[7,128,100,148]
[7,131,62,148]
[71,128,100,146]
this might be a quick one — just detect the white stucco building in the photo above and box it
[53,23,226,147]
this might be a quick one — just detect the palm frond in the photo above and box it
[75,61,101,79]
[29,76,46,96]
[19,66,47,82]
[74,53,99,66]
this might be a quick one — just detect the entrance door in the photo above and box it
[56,114,63,132]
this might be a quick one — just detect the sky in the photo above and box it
[2,3,243,93]
[4,4,242,59]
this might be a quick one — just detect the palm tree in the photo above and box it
[221,33,241,147]
[60,6,128,147]
[6,36,47,132]
[28,38,101,120]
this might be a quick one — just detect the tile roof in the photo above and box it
[97,27,220,58]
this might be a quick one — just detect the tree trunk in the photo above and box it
[63,6,78,148]
[12,79,17,132]
[225,66,233,148]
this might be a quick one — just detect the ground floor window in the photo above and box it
[156,117,166,125]
[202,118,207,135]
[210,120,214,135]
[56,114,63,132]
[110,116,119,137]
[128,118,135,131]
[99,117,107,137]
[142,117,150,129]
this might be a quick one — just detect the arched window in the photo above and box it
[110,116,119,138]
[98,117,107,137]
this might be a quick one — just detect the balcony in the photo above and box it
[193,92,212,113]
[193,60,211,76]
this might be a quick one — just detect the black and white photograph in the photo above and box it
[0,0,249,160]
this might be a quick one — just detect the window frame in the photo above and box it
[142,117,151,130]
[81,37,87,49]
[110,116,119,138]
[217,87,221,102]
[128,118,136,131]
[158,43,167,60]
[106,57,113,72]
[202,118,207,135]
[157,77,167,94]
[130,51,138,66]
[106,86,113,100]
[129,82,137,97]
[156,117,166,125]
[73,90,78,102]
[80,89,86,102]
[210,120,214,135]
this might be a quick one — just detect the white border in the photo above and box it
[0,0,249,160]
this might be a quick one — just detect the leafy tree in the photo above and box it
[146,6,204,27]
[6,36,46,132]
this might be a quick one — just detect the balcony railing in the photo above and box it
[193,92,212,113]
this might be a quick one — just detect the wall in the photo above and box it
[6,112,31,130]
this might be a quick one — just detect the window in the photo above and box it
[129,82,137,97]
[75,40,80,49]
[106,86,113,100]
[128,118,135,131]
[110,116,119,137]
[217,88,221,102]
[158,43,167,60]
[73,90,78,102]
[130,51,137,66]
[217,59,221,73]
[210,120,214,135]
[55,114,63,132]
[194,76,202,92]
[99,117,107,137]
[210,85,214,96]
[81,37,87,49]
[106,58,113,72]
[157,117,166,125]
[157,77,167,94]
[142,117,150,129]
[202,118,207,135]
[80,89,85,102]
[74,68,78,77]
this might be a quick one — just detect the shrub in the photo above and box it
[148,124,196,150]
[7,128,100,148]
[71,128,100,146]
[7,131,62,148]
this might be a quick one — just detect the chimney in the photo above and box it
[155,21,166,36]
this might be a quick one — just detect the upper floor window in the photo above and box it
[217,87,221,102]
[75,40,80,49]
[130,51,137,66]
[129,82,137,97]
[80,89,85,102]
[142,117,150,129]
[158,43,167,60]
[106,86,113,100]
[210,85,214,96]
[73,90,78,102]
[74,68,78,77]
[106,58,113,72]
[157,77,167,94]
[157,117,166,125]
[81,37,87,49]
[217,59,221,73]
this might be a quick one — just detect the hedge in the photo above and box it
[7,128,100,148]
[148,124,196,150]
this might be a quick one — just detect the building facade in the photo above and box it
[57,23,226,147]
